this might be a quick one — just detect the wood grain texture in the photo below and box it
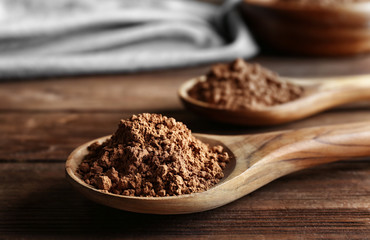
[2,55,370,111]
[0,66,208,111]
[1,55,370,238]
[3,110,370,162]
[1,162,369,239]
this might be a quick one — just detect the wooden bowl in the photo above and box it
[239,0,370,56]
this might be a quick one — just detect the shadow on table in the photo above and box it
[4,181,241,238]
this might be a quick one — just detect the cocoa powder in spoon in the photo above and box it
[188,58,303,110]
[77,113,230,197]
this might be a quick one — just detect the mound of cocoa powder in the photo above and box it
[188,58,303,110]
[77,113,230,197]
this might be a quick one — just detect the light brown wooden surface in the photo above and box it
[1,55,370,238]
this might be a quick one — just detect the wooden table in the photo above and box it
[1,55,370,239]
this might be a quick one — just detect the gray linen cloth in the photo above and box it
[0,0,258,79]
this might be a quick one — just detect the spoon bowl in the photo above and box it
[179,74,370,125]
[66,121,370,214]
[66,135,237,214]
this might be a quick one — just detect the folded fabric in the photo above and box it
[0,0,258,79]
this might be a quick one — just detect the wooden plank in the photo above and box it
[1,55,370,112]
[3,110,370,162]
[255,55,370,78]
[0,66,208,111]
[1,55,370,238]
[0,162,369,239]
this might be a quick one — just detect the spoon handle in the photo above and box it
[250,121,370,174]
[316,74,370,103]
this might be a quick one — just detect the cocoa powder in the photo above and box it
[77,113,230,197]
[188,58,303,110]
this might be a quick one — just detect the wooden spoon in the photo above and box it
[66,121,370,214]
[179,74,370,126]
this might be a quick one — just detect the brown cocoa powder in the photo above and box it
[188,58,303,110]
[77,113,230,197]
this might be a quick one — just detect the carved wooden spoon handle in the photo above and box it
[254,122,370,175]
[318,75,370,103]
